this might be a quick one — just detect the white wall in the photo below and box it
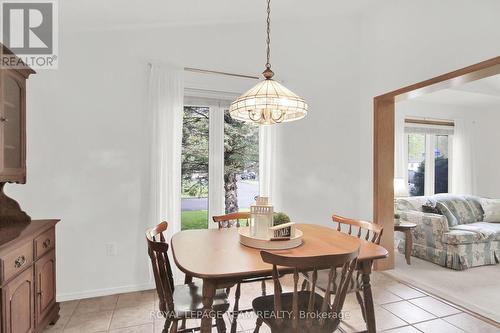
[6,0,500,299]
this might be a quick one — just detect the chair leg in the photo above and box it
[169,319,178,333]
[253,317,263,333]
[180,318,186,330]
[216,316,227,333]
[261,280,266,296]
[301,278,310,291]
[230,282,241,333]
[355,290,367,323]
[163,318,172,333]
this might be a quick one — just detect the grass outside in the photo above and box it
[181,208,251,230]
[181,210,208,230]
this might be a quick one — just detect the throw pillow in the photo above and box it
[436,202,459,227]
[480,198,500,223]
[422,200,440,214]
[434,195,477,225]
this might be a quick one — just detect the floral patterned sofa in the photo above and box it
[396,194,500,270]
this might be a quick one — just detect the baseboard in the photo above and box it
[56,282,156,302]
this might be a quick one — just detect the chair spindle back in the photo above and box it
[333,214,383,245]
[212,212,251,229]
[145,221,175,314]
[260,249,359,330]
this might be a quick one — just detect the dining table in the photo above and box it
[171,223,388,333]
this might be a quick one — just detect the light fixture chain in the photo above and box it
[265,0,271,69]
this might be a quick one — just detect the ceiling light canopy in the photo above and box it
[229,0,308,125]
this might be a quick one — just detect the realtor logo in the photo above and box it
[1,0,58,69]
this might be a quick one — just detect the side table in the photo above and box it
[395,222,417,264]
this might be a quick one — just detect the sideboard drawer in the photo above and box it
[0,241,34,283]
[35,228,55,259]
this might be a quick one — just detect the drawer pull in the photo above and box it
[43,239,51,248]
[14,255,26,268]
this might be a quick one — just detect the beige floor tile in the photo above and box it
[409,296,461,318]
[110,306,154,330]
[59,300,79,318]
[415,318,466,333]
[234,311,261,331]
[116,290,155,310]
[384,283,426,300]
[374,306,407,331]
[382,300,435,324]
[63,310,113,333]
[42,312,72,332]
[74,294,118,314]
[443,313,500,333]
[108,323,154,333]
[340,306,367,332]
[372,286,403,305]
[382,326,421,333]
[339,293,362,312]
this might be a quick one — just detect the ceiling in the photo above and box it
[61,0,373,31]
[412,74,500,108]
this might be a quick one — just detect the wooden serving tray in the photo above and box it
[238,227,303,250]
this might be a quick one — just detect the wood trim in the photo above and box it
[404,119,454,127]
[373,56,500,270]
[376,56,500,102]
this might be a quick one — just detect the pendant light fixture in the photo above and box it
[229,0,308,125]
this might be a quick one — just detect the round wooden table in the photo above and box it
[394,222,417,264]
[172,223,388,333]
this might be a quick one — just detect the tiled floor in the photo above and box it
[44,272,500,333]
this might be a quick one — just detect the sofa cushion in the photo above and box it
[433,194,477,226]
[480,198,500,222]
[443,222,500,245]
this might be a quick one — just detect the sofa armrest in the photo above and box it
[399,210,449,249]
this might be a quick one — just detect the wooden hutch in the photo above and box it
[0,44,60,333]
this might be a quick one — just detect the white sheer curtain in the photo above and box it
[394,111,406,179]
[452,118,475,195]
[145,63,184,281]
[259,125,276,201]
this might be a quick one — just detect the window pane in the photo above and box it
[224,110,259,213]
[181,106,209,230]
[435,135,449,194]
[408,133,426,196]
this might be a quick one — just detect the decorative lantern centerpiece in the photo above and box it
[249,196,273,239]
[239,196,303,250]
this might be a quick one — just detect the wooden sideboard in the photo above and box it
[0,219,60,333]
[0,44,60,333]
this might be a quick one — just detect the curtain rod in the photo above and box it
[184,67,259,80]
[405,118,455,127]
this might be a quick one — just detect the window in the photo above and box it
[181,106,210,230]
[223,109,259,213]
[181,98,259,230]
[405,121,453,196]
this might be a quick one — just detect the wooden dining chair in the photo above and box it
[212,212,271,333]
[301,214,383,324]
[146,222,230,333]
[253,247,359,333]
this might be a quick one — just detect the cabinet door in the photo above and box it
[0,70,26,183]
[1,266,35,333]
[35,250,56,324]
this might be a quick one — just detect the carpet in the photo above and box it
[383,252,500,324]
